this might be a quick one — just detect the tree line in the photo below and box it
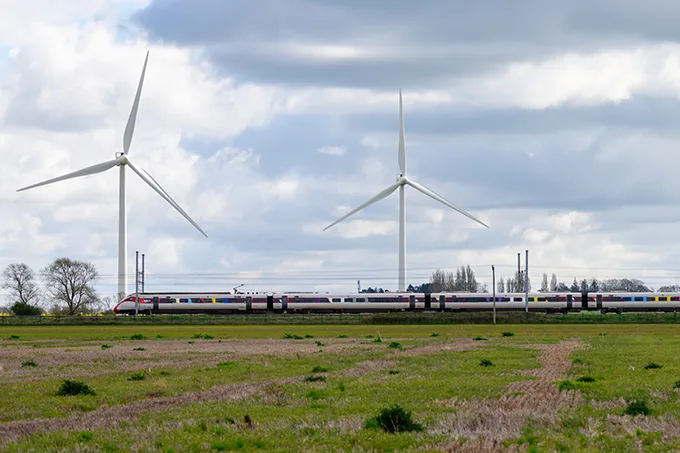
[365,266,680,294]
[1,258,106,316]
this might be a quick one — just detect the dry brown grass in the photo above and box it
[0,375,300,447]
[433,339,587,451]
[0,338,379,382]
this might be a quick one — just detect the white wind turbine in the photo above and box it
[324,90,489,292]
[17,51,207,298]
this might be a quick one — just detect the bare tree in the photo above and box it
[2,263,41,306]
[540,273,549,292]
[41,258,100,315]
[430,269,447,292]
[550,273,558,292]
[497,277,505,293]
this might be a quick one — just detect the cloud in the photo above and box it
[317,146,346,156]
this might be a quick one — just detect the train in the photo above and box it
[112,290,680,315]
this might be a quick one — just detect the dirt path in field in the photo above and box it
[0,353,398,447]
[434,339,587,452]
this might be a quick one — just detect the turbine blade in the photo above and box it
[123,50,149,155]
[323,181,401,231]
[398,89,406,175]
[406,179,489,228]
[17,158,121,192]
[126,159,208,238]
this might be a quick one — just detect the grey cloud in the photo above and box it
[135,0,680,88]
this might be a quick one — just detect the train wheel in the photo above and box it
[616,307,623,315]
[600,308,608,315]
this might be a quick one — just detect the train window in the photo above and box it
[538,297,546,302]
[179,298,188,303]
[659,297,668,302]
[345,298,354,302]
[513,297,523,302]
[356,298,366,302]
[634,297,643,301]
[672,297,680,302]
[332,298,341,302]
[622,297,632,301]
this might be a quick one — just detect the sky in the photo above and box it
[3,0,680,305]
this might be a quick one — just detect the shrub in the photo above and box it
[365,405,423,433]
[431,333,440,337]
[130,334,145,340]
[22,360,37,367]
[101,344,112,350]
[674,380,680,389]
[304,334,314,339]
[304,375,326,382]
[388,370,399,375]
[502,332,515,337]
[311,366,328,373]
[338,335,348,338]
[217,361,235,367]
[8,335,19,340]
[10,302,42,316]
[388,342,402,349]
[557,380,576,391]
[128,372,146,381]
[644,362,663,370]
[576,376,595,383]
[283,333,303,340]
[133,347,145,351]
[480,359,494,367]
[315,341,326,346]
[624,400,654,416]
[373,337,383,343]
[56,379,95,396]
[473,336,487,341]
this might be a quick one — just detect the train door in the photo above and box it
[267,295,273,312]
[424,294,431,310]
[152,297,159,314]
[581,292,589,310]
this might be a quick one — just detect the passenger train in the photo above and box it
[112,291,680,315]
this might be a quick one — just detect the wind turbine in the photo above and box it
[323,90,489,292]
[16,51,208,298]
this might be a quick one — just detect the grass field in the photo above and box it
[2,324,680,452]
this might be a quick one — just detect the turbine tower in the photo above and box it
[17,51,207,298]
[323,90,489,292]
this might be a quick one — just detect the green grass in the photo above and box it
[4,323,680,341]
[6,325,680,451]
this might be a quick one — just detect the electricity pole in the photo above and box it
[492,265,496,325]
[135,250,139,318]
[525,249,529,313]
[141,253,145,293]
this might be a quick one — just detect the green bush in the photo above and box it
[128,372,146,381]
[56,379,95,396]
[502,332,515,337]
[624,400,654,416]
[576,376,595,382]
[10,302,42,316]
[388,342,402,349]
[21,360,37,367]
[101,344,112,350]
[557,380,576,391]
[644,362,663,370]
[130,333,146,340]
[304,375,326,382]
[480,359,494,367]
[473,336,487,341]
[365,405,423,433]
[311,366,328,373]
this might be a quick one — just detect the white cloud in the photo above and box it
[317,146,347,156]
